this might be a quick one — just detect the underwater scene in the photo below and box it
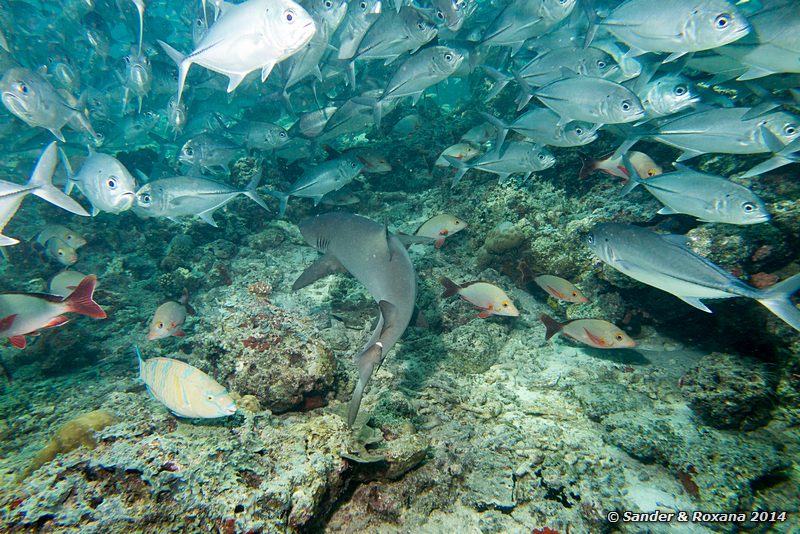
[1,0,800,531]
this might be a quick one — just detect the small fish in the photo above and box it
[136,348,237,418]
[148,290,192,340]
[0,275,106,349]
[534,275,588,303]
[133,174,269,227]
[533,76,645,125]
[446,141,555,187]
[49,271,88,298]
[460,121,496,146]
[0,143,89,246]
[43,238,78,266]
[579,151,662,181]
[335,0,382,60]
[414,214,467,248]
[481,110,598,149]
[121,48,151,114]
[343,148,391,173]
[179,134,241,174]
[36,225,87,249]
[434,143,480,167]
[540,314,635,349]
[60,149,138,215]
[440,277,519,318]
[158,0,317,103]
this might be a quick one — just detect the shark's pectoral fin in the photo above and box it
[292,253,346,291]
[377,300,398,334]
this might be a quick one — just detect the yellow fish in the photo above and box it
[440,277,519,318]
[534,275,589,303]
[137,347,237,418]
[540,314,635,349]
[414,214,468,248]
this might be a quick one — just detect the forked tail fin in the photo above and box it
[64,275,107,319]
[756,272,800,332]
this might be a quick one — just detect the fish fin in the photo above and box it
[478,112,510,152]
[741,156,795,178]
[226,72,247,93]
[497,172,511,183]
[157,40,189,103]
[292,253,346,291]
[435,238,445,248]
[0,234,19,246]
[136,345,144,379]
[395,232,435,247]
[48,128,66,142]
[676,149,704,161]
[677,296,712,313]
[91,204,101,216]
[266,190,290,217]
[30,143,90,216]
[243,173,270,212]
[756,272,800,332]
[197,210,219,227]
[439,276,461,298]
[261,61,276,82]
[347,342,382,426]
[42,315,70,328]
[0,314,17,331]
[619,155,643,196]
[443,155,469,187]
[479,66,511,101]
[312,195,324,207]
[662,234,691,247]
[662,51,687,63]
[539,313,563,340]
[512,71,534,111]
[477,310,492,318]
[736,66,775,81]
[63,275,107,318]
[657,206,679,215]
[173,330,186,337]
[412,306,429,329]
[8,336,26,349]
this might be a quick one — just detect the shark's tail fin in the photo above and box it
[31,143,89,216]
[347,342,383,426]
[756,272,800,332]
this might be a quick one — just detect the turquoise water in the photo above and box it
[0,0,799,532]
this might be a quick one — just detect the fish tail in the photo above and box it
[439,276,461,298]
[539,313,564,341]
[619,154,644,196]
[512,70,533,112]
[31,143,89,216]
[157,40,188,104]
[267,190,290,217]
[478,112,510,153]
[347,342,383,426]
[135,345,144,379]
[756,272,800,332]
[443,155,470,188]
[63,275,107,319]
[577,152,598,180]
[243,172,271,212]
[479,66,511,101]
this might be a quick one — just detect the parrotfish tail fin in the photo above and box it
[439,276,461,298]
[64,275,107,319]
[348,342,382,426]
[157,40,188,104]
[135,345,144,379]
[478,112,510,153]
[619,153,644,196]
[512,71,533,112]
[479,65,511,101]
[443,155,470,188]
[539,313,564,341]
[31,143,90,217]
[244,173,270,212]
[756,272,800,333]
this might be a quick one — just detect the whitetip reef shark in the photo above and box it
[293,212,417,426]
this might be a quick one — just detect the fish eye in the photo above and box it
[647,168,658,176]
[418,21,425,29]
[360,1,367,7]
[141,193,151,204]
[621,100,632,111]
[107,177,118,189]
[195,18,203,27]
[502,302,508,307]
[207,395,214,401]
[324,0,332,7]
[185,147,194,156]
[743,202,755,212]
[16,81,28,94]
[284,8,295,22]
[157,322,163,328]
[445,53,453,61]
[587,233,595,245]
[596,60,606,68]
[715,13,730,28]
[57,250,64,256]
[572,292,578,297]
[279,131,287,137]
[784,124,797,136]
[574,127,583,135]
[538,154,545,160]
[615,334,624,341]
[437,9,445,19]
[675,84,687,96]
[124,56,131,64]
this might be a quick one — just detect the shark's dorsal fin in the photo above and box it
[292,253,346,291]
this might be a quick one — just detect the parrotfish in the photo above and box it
[148,290,192,341]
[540,314,635,349]
[0,275,107,349]
[137,348,237,418]
[414,214,467,248]
[534,275,589,303]
[440,277,519,318]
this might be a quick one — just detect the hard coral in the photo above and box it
[18,409,117,481]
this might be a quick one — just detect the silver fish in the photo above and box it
[225,121,290,151]
[634,74,699,119]
[158,0,317,103]
[271,157,364,215]
[60,149,138,215]
[446,141,555,186]
[480,110,598,148]
[179,134,241,174]
[533,76,645,125]
[355,6,437,63]
[336,0,382,60]
[481,0,576,55]
[517,46,619,88]
[121,49,151,114]
[587,222,800,331]
[621,159,770,225]
[133,175,269,226]
[595,0,750,62]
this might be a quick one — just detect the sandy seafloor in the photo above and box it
[0,100,799,533]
